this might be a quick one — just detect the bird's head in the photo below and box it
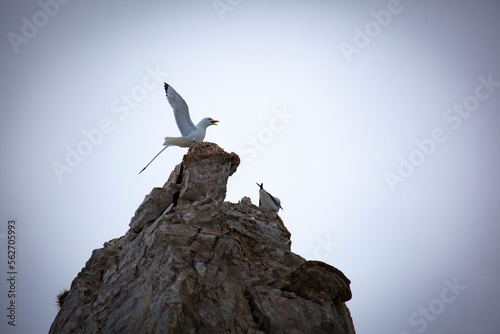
[275,197,284,211]
[199,117,219,128]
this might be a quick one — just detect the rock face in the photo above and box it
[49,142,355,334]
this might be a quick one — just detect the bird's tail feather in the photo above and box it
[139,146,170,174]
[163,136,194,147]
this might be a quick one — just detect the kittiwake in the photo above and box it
[139,83,219,174]
[257,183,283,213]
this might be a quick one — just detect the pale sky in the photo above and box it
[1,1,500,333]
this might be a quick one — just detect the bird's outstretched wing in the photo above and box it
[257,183,263,206]
[164,83,197,137]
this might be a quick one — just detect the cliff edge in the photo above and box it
[49,142,355,334]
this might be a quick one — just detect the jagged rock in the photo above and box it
[177,142,240,204]
[49,142,355,334]
[289,260,352,304]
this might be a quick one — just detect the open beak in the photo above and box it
[211,120,219,125]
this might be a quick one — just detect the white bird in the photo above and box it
[257,183,283,213]
[139,83,219,174]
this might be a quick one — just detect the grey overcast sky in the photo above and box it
[1,1,500,333]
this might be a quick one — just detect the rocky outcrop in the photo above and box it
[49,142,355,334]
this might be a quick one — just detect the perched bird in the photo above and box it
[139,83,219,174]
[257,183,283,213]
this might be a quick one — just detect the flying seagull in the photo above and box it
[257,183,283,213]
[139,83,219,174]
